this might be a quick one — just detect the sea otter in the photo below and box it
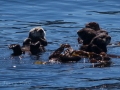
[85,22,100,31]
[85,22,108,34]
[9,44,23,56]
[23,27,47,54]
[48,43,112,67]
[49,44,81,63]
[77,28,96,45]
[80,33,111,54]
[77,22,109,45]
[9,27,47,56]
[89,52,112,67]
[28,27,47,46]
[9,41,45,56]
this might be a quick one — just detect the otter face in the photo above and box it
[85,22,100,31]
[29,27,46,41]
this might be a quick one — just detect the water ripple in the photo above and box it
[0,0,120,90]
[90,11,120,15]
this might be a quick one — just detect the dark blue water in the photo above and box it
[0,0,120,90]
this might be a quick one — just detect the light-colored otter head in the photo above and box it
[29,27,46,40]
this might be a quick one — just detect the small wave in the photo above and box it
[90,11,120,15]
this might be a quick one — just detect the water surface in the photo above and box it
[0,0,120,90]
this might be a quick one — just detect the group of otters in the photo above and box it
[9,22,120,67]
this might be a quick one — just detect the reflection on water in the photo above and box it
[0,0,120,90]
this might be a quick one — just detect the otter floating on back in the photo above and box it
[9,26,47,56]
[77,22,111,54]
[27,26,47,46]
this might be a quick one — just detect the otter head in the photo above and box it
[85,22,100,31]
[9,44,22,56]
[29,27,46,42]
[91,33,111,46]
[77,28,96,45]
[90,33,111,53]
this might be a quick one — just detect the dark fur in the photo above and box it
[30,41,45,55]
[77,22,109,45]
[28,27,47,46]
[77,28,96,45]
[85,22,108,35]
[49,44,81,63]
[9,27,48,56]
[9,44,23,56]
[78,22,111,54]
[85,22,100,31]
[9,41,45,56]
[80,33,111,54]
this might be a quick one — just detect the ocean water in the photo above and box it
[0,0,120,90]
